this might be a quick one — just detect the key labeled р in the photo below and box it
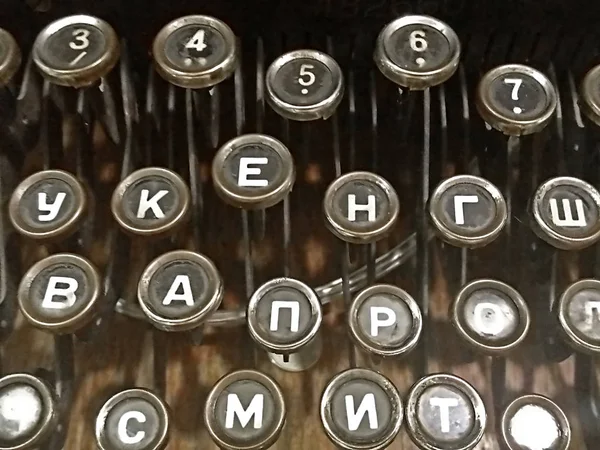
[348,284,422,358]
[557,279,600,354]
[266,49,344,121]
[0,373,58,450]
[0,28,21,86]
[406,373,486,450]
[9,170,88,241]
[429,175,507,248]
[96,388,170,450]
[531,176,600,250]
[204,370,286,450]
[18,253,101,334]
[320,368,403,450]
[111,167,191,238]
[137,250,224,332]
[500,395,571,450]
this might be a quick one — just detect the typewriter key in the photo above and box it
[580,64,600,127]
[451,279,530,355]
[374,15,460,90]
[320,368,403,450]
[476,64,557,136]
[9,170,87,241]
[323,172,400,245]
[531,176,600,250]
[137,250,224,332]
[0,373,57,450]
[248,278,322,371]
[406,374,486,450]
[429,175,507,248]
[204,370,286,450]
[0,29,21,86]
[18,253,101,334]
[212,134,295,210]
[500,395,571,450]
[153,15,237,89]
[266,50,344,121]
[348,284,422,358]
[96,388,170,450]
[111,167,190,238]
[557,279,600,354]
[33,15,119,87]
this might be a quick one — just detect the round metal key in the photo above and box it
[477,64,557,136]
[153,15,237,89]
[429,175,507,248]
[500,395,571,450]
[137,250,224,332]
[406,373,486,450]
[9,170,87,241]
[348,284,422,358]
[323,171,400,245]
[557,279,600,354]
[580,64,600,127]
[247,277,323,371]
[18,253,101,334]
[320,368,403,450]
[451,279,530,355]
[374,15,460,90]
[204,370,286,450]
[266,49,344,121]
[212,134,295,210]
[0,373,57,450]
[531,176,600,250]
[96,388,170,450]
[111,167,190,238]
[0,29,21,87]
[33,15,120,87]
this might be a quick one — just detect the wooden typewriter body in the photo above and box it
[0,1,600,449]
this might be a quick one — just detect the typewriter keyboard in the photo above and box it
[0,7,599,450]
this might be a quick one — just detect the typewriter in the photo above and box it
[0,0,599,448]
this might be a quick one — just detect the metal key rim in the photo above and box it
[0,28,21,87]
[580,64,600,127]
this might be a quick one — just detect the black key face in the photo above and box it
[488,73,548,122]
[205,370,286,450]
[165,25,227,72]
[532,177,600,250]
[248,278,322,353]
[41,24,107,72]
[558,279,600,354]
[324,172,400,244]
[429,175,507,248]
[0,29,21,86]
[18,253,101,334]
[386,25,450,73]
[96,389,170,450]
[349,284,422,357]
[320,369,402,450]
[9,170,87,240]
[138,251,223,332]
[501,395,571,450]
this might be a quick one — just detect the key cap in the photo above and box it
[374,15,460,90]
[579,64,600,127]
[500,394,571,450]
[451,279,531,355]
[32,14,120,87]
[204,369,286,450]
[0,28,21,87]
[9,170,87,241]
[137,250,224,332]
[266,49,344,121]
[320,368,403,450]
[557,279,600,354]
[247,277,323,371]
[111,167,191,238]
[406,373,487,450]
[18,253,101,334]
[348,284,422,358]
[95,388,170,450]
[153,15,237,89]
[323,171,400,245]
[531,176,600,250]
[0,373,57,450]
[476,64,557,136]
[429,175,507,248]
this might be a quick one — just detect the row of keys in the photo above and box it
[0,370,571,450]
